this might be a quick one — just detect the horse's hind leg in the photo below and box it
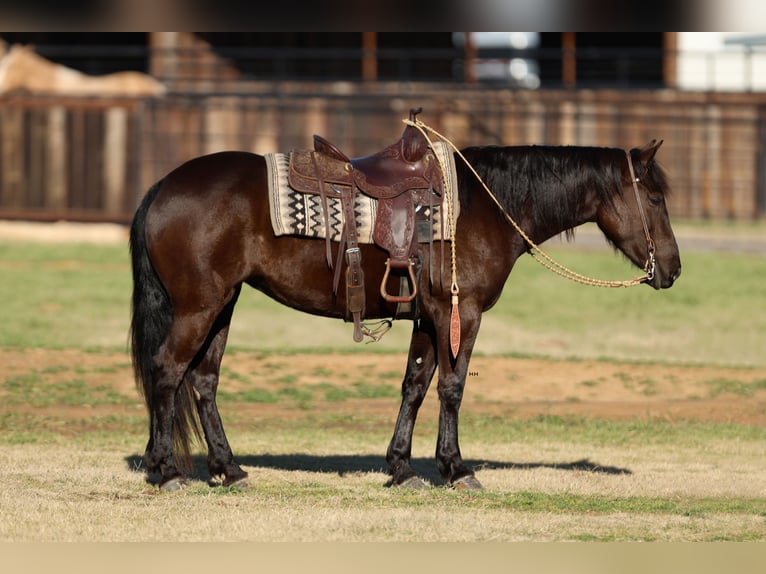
[187,286,249,487]
[386,320,437,488]
[144,309,221,489]
[144,287,244,490]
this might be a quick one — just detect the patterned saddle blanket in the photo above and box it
[265,141,459,244]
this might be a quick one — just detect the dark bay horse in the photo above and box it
[129,138,681,491]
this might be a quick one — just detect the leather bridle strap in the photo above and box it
[624,149,656,282]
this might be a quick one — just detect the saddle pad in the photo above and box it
[265,141,459,244]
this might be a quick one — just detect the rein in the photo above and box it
[404,118,656,289]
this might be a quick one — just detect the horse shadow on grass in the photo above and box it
[125,453,631,488]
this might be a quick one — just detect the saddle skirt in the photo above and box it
[265,140,459,245]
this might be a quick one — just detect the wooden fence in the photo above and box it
[0,96,142,222]
[1,86,765,223]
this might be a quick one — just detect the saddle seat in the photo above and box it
[313,111,435,200]
[287,107,446,342]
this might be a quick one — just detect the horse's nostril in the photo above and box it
[665,266,682,288]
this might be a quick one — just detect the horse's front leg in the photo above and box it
[386,320,437,488]
[434,302,483,490]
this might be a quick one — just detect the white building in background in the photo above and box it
[676,32,766,91]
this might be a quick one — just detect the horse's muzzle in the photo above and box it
[647,264,681,290]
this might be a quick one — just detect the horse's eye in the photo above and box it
[648,193,664,206]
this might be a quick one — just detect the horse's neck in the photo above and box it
[473,160,601,248]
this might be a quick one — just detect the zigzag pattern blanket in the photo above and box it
[265,141,459,243]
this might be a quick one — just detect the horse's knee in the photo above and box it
[437,379,465,407]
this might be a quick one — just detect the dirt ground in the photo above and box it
[3,348,764,427]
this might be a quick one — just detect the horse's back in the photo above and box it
[149,151,266,218]
[162,150,265,191]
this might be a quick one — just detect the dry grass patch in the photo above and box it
[1,349,765,542]
[1,427,764,542]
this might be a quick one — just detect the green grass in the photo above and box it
[458,413,766,449]
[0,242,131,349]
[1,372,130,408]
[479,243,766,365]
[0,239,764,365]
[186,480,765,521]
[4,353,762,447]
[475,491,766,517]
[704,377,766,398]
[216,379,399,406]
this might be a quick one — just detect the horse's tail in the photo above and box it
[129,179,199,471]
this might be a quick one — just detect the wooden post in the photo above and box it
[1,105,24,208]
[663,32,678,89]
[464,32,476,84]
[562,32,576,88]
[103,106,128,214]
[46,106,67,209]
[362,32,378,82]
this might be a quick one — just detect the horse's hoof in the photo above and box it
[396,476,429,489]
[451,475,483,491]
[160,477,187,492]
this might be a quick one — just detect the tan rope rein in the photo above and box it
[404,118,653,289]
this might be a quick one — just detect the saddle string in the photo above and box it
[360,319,394,343]
[403,118,653,289]
[402,119,462,357]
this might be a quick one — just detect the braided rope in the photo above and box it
[403,119,460,296]
[403,118,650,289]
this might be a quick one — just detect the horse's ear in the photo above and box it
[637,139,663,165]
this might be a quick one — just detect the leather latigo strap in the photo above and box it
[311,151,334,269]
[338,184,365,342]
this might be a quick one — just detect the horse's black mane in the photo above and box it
[458,144,669,239]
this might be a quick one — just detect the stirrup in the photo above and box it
[380,258,418,303]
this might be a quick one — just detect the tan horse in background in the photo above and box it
[0,42,166,97]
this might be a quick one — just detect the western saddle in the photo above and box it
[288,107,447,342]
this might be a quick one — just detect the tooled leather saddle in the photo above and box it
[287,107,447,342]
